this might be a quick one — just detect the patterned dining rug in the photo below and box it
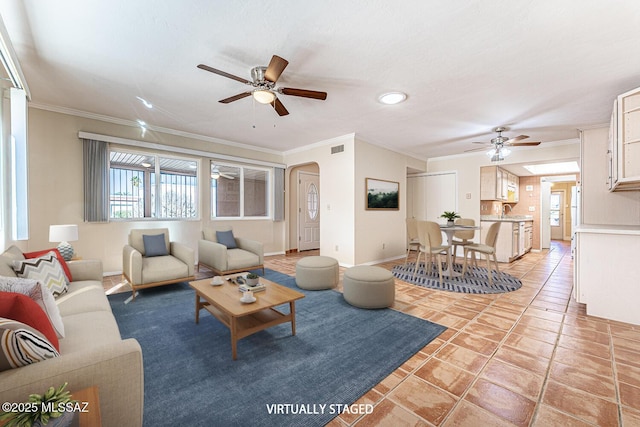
[392,262,522,294]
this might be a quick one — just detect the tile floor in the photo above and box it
[104,241,640,426]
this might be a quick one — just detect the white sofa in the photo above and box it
[0,246,144,427]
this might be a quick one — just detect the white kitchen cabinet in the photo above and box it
[575,226,640,325]
[481,220,532,262]
[524,222,533,253]
[507,173,519,202]
[611,86,640,191]
[481,221,514,262]
[480,166,508,201]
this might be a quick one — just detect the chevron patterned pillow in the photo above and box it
[12,251,69,297]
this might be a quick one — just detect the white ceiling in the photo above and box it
[1,0,639,159]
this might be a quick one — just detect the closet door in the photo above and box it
[425,172,457,222]
[407,175,426,219]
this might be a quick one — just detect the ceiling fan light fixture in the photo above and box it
[211,172,220,179]
[487,146,511,162]
[253,89,276,104]
[378,91,407,105]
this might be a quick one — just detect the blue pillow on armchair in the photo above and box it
[216,230,238,249]
[143,234,169,257]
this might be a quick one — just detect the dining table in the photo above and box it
[439,223,481,277]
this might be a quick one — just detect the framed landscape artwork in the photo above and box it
[366,178,399,210]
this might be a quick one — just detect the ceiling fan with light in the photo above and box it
[210,165,236,180]
[465,127,541,161]
[197,55,327,116]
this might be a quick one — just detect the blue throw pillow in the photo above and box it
[216,230,237,249]
[143,234,168,257]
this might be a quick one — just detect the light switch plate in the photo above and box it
[529,206,535,211]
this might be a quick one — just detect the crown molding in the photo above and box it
[29,102,283,156]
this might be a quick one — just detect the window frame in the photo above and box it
[108,148,200,221]
[210,160,272,220]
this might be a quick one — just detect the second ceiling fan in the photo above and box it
[466,127,541,161]
[197,55,327,116]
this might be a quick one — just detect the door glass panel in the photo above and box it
[550,193,560,227]
[307,183,318,220]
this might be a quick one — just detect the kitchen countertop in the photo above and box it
[480,215,534,222]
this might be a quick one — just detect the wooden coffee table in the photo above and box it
[189,273,305,360]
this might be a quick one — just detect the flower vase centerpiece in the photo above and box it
[440,211,460,226]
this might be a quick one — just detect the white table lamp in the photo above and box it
[49,224,79,261]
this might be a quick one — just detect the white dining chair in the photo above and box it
[451,218,476,261]
[404,218,420,266]
[413,220,450,285]
[461,221,501,285]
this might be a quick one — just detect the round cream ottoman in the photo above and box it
[295,256,339,290]
[342,265,395,309]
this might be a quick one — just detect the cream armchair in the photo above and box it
[123,228,195,299]
[198,227,264,276]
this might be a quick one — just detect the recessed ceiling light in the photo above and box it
[136,96,153,109]
[137,119,147,128]
[378,92,407,105]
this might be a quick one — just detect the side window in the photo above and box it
[211,162,270,219]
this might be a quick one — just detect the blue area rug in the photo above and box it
[109,269,446,427]
[393,262,522,294]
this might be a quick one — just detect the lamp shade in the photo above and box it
[49,224,79,243]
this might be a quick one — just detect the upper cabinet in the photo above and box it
[507,172,519,202]
[610,86,640,191]
[480,166,519,202]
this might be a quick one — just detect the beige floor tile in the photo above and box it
[442,400,518,427]
[480,359,545,400]
[492,346,550,376]
[557,333,611,359]
[388,376,458,426]
[450,332,499,356]
[552,347,614,379]
[503,333,555,359]
[549,362,617,401]
[414,358,475,397]
[532,404,595,427]
[354,399,430,427]
[542,380,619,426]
[464,378,536,427]
[435,344,489,374]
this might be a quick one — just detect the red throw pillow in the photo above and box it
[23,248,73,282]
[0,292,60,351]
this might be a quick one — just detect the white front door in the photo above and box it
[298,172,320,251]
